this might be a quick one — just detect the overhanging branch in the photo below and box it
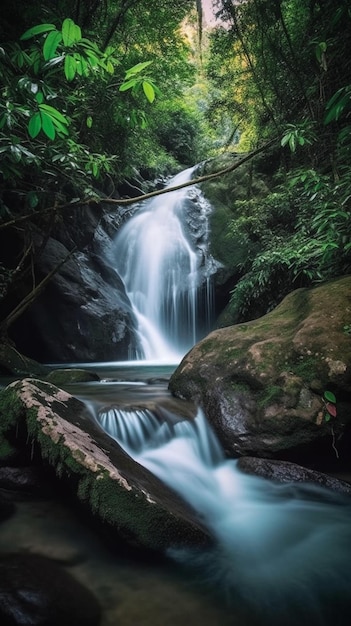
[0,138,278,232]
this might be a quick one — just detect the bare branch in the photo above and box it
[0,246,77,333]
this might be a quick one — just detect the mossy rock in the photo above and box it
[170,276,351,466]
[0,378,211,555]
[0,342,48,377]
[46,368,100,385]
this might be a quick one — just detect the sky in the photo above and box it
[202,0,218,26]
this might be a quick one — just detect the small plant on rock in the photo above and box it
[322,390,339,458]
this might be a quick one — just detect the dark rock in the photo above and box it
[0,343,48,378]
[0,553,101,626]
[169,276,351,467]
[7,202,142,363]
[10,239,140,363]
[237,456,351,496]
[0,467,51,497]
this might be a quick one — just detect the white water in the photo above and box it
[98,405,351,624]
[112,167,215,362]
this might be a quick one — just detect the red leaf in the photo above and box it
[326,402,337,417]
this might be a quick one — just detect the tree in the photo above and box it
[0,15,159,336]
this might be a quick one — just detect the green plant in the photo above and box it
[323,390,337,422]
[281,121,317,153]
[322,390,340,458]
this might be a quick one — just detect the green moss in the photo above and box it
[0,435,17,461]
[199,338,219,354]
[258,385,284,408]
[288,355,319,383]
[230,381,251,394]
[0,387,24,434]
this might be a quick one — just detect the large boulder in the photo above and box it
[6,202,142,363]
[10,237,140,363]
[0,378,211,555]
[169,276,351,467]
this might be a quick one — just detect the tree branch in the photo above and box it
[0,137,279,231]
[0,246,77,333]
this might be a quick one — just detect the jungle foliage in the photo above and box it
[204,0,351,322]
[0,0,350,338]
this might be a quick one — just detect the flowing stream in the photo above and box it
[93,167,351,623]
[96,397,351,626]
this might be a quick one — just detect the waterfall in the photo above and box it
[111,167,216,362]
[97,406,351,625]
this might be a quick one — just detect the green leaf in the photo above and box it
[43,30,62,61]
[53,120,69,136]
[20,23,56,41]
[142,81,155,103]
[40,111,56,139]
[289,134,296,152]
[35,92,44,104]
[324,86,351,124]
[125,61,152,77]
[28,113,42,138]
[324,390,336,404]
[27,191,39,208]
[86,116,93,128]
[39,104,68,125]
[62,18,81,47]
[119,79,137,92]
[64,55,77,81]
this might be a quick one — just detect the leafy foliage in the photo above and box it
[221,163,351,322]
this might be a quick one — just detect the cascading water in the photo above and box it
[111,167,217,362]
[97,405,351,625]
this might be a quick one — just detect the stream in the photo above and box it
[2,362,350,625]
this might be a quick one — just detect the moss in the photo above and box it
[230,381,251,394]
[0,435,17,461]
[0,387,24,434]
[258,385,284,408]
[288,355,319,383]
[198,338,219,355]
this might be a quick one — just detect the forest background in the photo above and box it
[0,0,350,345]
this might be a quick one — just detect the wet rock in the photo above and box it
[8,209,141,363]
[0,342,48,378]
[169,276,351,467]
[0,553,101,626]
[0,378,211,555]
[0,467,51,497]
[237,457,351,497]
[46,369,100,385]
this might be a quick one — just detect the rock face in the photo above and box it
[9,204,141,363]
[169,276,351,466]
[0,378,211,554]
